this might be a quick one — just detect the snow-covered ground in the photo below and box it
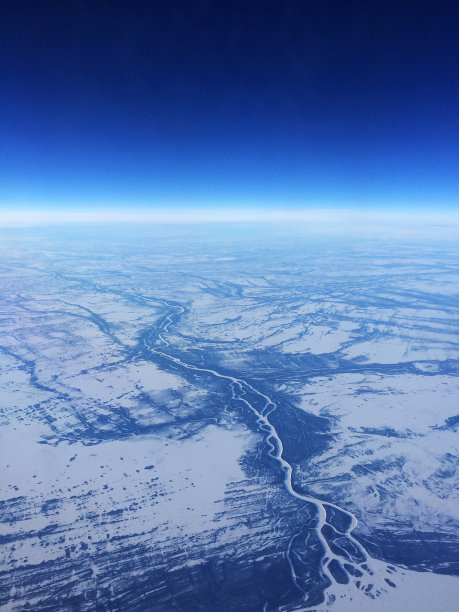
[0,224,458,610]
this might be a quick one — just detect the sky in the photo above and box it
[1,0,458,214]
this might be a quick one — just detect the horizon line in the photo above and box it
[1,207,459,227]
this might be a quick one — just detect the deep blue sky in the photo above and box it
[1,0,458,211]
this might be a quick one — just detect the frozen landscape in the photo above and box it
[0,221,458,611]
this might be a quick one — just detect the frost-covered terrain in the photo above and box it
[0,222,458,611]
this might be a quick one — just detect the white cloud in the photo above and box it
[0,207,458,239]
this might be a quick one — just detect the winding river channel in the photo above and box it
[141,299,395,608]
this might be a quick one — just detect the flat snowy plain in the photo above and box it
[0,220,458,611]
